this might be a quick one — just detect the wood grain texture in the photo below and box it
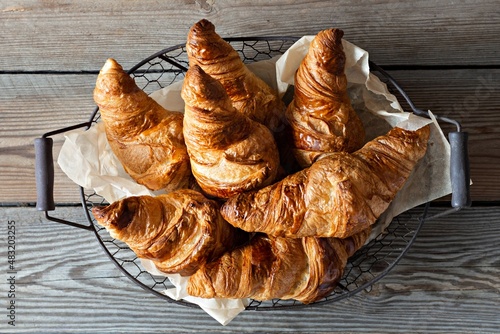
[0,206,498,333]
[1,69,498,203]
[0,74,96,204]
[0,0,499,71]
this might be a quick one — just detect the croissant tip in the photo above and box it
[185,64,213,85]
[190,64,205,75]
[91,205,109,224]
[101,58,123,73]
[317,28,344,43]
[306,28,346,70]
[183,64,227,102]
[185,64,204,83]
[333,28,345,39]
[191,19,216,34]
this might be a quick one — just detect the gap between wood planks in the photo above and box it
[2,64,500,75]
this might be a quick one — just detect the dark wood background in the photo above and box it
[1,1,499,332]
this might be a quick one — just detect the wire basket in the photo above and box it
[35,36,470,311]
[86,188,429,310]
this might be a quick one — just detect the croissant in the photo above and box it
[91,189,247,276]
[181,64,280,198]
[93,58,192,192]
[286,28,365,167]
[186,19,285,134]
[187,229,369,303]
[221,125,430,238]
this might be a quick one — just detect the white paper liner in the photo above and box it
[140,258,249,325]
[58,36,453,325]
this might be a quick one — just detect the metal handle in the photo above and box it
[449,131,472,208]
[34,122,94,231]
[35,137,55,211]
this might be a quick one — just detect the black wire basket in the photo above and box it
[35,36,470,311]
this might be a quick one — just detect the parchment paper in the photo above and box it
[58,36,452,325]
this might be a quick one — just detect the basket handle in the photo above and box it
[35,122,94,231]
[35,137,56,211]
[368,61,471,210]
[449,131,471,208]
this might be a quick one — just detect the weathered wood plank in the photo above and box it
[1,0,499,71]
[2,68,498,203]
[0,206,498,332]
[0,74,96,203]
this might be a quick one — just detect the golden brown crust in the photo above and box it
[91,189,247,276]
[186,19,285,134]
[93,58,192,191]
[286,28,365,167]
[187,229,369,303]
[181,65,280,198]
[221,125,430,238]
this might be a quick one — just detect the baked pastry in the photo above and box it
[221,125,430,238]
[94,58,192,192]
[286,28,365,167]
[92,189,247,276]
[187,229,369,303]
[186,19,285,134]
[181,64,280,198]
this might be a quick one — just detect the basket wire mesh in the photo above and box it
[75,37,435,310]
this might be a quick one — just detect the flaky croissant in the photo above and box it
[186,19,285,133]
[92,189,247,276]
[187,229,369,303]
[286,28,365,167]
[221,125,430,239]
[181,64,280,198]
[93,58,192,192]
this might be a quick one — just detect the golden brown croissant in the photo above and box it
[286,28,365,167]
[93,58,192,192]
[91,189,247,276]
[221,125,430,238]
[187,229,369,303]
[181,64,280,198]
[186,19,285,133]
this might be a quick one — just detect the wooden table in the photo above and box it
[1,1,499,332]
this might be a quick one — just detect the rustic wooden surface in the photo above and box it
[1,0,499,332]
